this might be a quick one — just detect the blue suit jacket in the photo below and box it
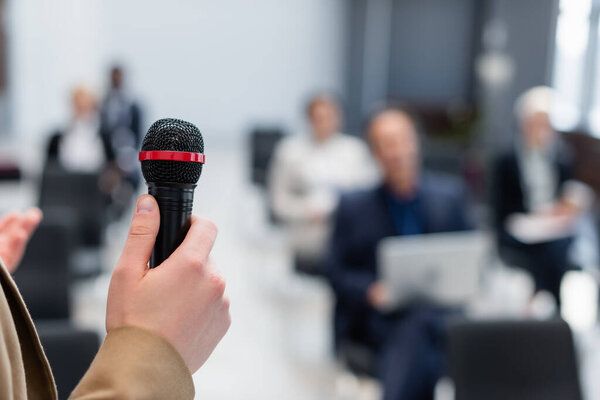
[326,175,473,348]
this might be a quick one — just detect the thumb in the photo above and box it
[116,195,160,277]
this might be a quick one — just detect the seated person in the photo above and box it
[269,94,377,274]
[100,65,143,148]
[326,106,472,400]
[491,86,580,305]
[100,65,143,190]
[46,85,123,202]
[46,85,114,173]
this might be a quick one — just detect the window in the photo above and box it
[552,0,590,131]
[549,0,600,135]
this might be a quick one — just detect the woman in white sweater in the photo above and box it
[269,94,378,274]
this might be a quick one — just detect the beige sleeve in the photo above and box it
[70,326,194,400]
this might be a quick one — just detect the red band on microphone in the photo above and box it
[139,151,205,163]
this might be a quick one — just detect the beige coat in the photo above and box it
[0,262,194,399]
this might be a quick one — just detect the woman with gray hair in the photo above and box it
[490,86,583,306]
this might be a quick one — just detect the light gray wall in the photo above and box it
[8,0,349,146]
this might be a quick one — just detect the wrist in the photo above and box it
[108,325,194,377]
[73,326,194,399]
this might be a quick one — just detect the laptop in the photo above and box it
[377,231,490,310]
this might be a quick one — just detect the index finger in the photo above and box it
[166,216,218,266]
[0,213,20,232]
[21,208,43,236]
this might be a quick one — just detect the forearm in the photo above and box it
[70,326,194,400]
[326,260,375,306]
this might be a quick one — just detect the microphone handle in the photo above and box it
[147,182,196,268]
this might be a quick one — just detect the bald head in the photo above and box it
[368,109,420,197]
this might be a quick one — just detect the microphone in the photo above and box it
[139,118,205,268]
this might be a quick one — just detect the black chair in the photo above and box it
[0,162,21,181]
[38,167,109,278]
[448,319,582,400]
[293,253,328,277]
[38,166,108,248]
[12,220,73,320]
[249,128,285,188]
[36,321,100,399]
[338,340,378,378]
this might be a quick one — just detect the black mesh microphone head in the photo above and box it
[141,118,204,184]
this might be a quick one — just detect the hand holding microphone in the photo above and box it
[106,195,230,373]
[105,119,230,373]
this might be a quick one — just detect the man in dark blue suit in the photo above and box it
[326,107,472,400]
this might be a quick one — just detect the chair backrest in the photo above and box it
[38,167,107,247]
[250,128,285,187]
[13,220,73,320]
[35,322,100,398]
[338,340,378,378]
[0,162,21,181]
[448,319,582,400]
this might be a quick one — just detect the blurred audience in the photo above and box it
[46,85,114,172]
[268,94,377,275]
[326,107,472,400]
[100,65,143,190]
[491,86,584,305]
[100,65,142,146]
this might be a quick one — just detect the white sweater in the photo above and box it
[269,133,379,258]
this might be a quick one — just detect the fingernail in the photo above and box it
[136,196,155,214]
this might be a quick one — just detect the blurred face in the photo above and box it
[308,99,341,142]
[72,88,97,118]
[520,111,555,150]
[368,111,420,197]
[111,69,123,89]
